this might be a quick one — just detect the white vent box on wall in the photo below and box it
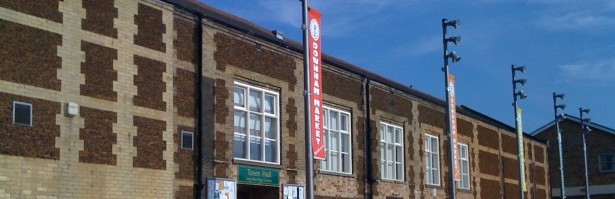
[66,102,79,117]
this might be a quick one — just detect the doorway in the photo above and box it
[237,184,279,199]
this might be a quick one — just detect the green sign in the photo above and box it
[237,165,279,186]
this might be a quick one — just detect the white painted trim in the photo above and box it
[233,81,281,165]
[320,106,353,175]
[380,122,405,182]
[425,133,441,186]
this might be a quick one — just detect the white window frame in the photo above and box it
[425,134,441,186]
[233,81,280,164]
[181,131,194,150]
[457,143,470,190]
[598,153,615,173]
[380,122,404,181]
[12,101,33,126]
[320,106,352,174]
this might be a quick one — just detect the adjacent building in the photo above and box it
[0,0,550,198]
[533,115,615,199]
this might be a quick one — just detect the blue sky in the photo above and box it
[203,0,615,132]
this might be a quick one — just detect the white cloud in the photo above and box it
[559,59,615,81]
[531,0,615,32]
[392,36,440,58]
[537,12,615,31]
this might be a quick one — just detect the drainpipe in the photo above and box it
[194,14,205,199]
[362,77,374,199]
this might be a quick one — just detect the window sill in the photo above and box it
[233,159,283,169]
[379,178,406,184]
[425,184,442,189]
[457,188,472,193]
[318,170,354,178]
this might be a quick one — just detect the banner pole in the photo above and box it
[301,0,315,199]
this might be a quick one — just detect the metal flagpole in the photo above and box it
[301,0,315,199]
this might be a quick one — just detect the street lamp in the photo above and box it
[579,108,591,199]
[553,92,566,199]
[512,65,528,199]
[442,18,461,199]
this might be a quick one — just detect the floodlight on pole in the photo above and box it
[443,19,460,29]
[514,79,527,86]
[448,51,462,62]
[553,92,567,199]
[446,36,461,46]
[513,65,526,73]
[579,107,591,199]
[512,64,528,199]
[442,17,461,199]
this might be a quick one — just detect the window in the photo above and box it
[320,106,351,174]
[13,101,32,126]
[181,131,193,150]
[599,153,615,172]
[457,143,470,190]
[233,82,280,164]
[425,134,440,186]
[380,122,404,181]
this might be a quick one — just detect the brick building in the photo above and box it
[0,0,550,198]
[533,115,615,198]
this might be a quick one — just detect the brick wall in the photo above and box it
[0,0,193,198]
[535,119,615,197]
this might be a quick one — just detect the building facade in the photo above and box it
[0,0,550,198]
[533,115,615,199]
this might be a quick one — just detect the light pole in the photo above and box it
[442,18,461,199]
[512,65,527,199]
[553,92,566,198]
[301,1,314,199]
[579,108,591,199]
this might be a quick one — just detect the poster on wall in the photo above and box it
[283,184,305,199]
[207,178,236,199]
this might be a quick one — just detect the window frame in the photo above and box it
[457,143,470,190]
[12,101,33,126]
[320,106,352,174]
[181,130,194,150]
[380,122,404,181]
[232,81,281,165]
[598,153,615,173]
[425,133,441,186]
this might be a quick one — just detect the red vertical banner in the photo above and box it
[449,75,461,181]
[308,8,325,160]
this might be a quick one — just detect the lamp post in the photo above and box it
[442,18,461,199]
[579,108,591,199]
[301,1,314,199]
[512,65,527,199]
[553,92,566,198]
